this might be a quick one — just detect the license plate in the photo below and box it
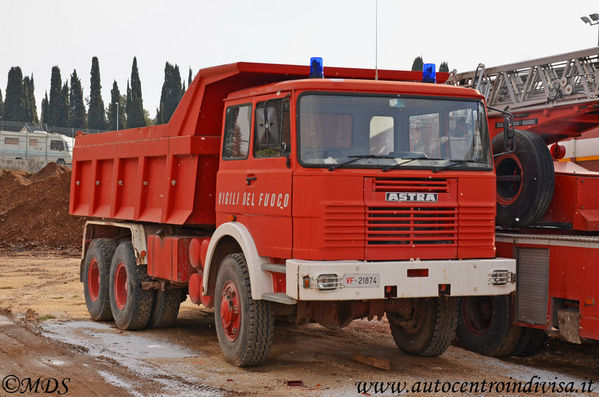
[342,273,380,288]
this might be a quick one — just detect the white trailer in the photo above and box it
[0,129,74,171]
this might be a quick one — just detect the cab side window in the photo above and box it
[222,104,251,160]
[254,98,290,158]
[50,140,65,151]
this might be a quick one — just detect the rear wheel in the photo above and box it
[388,297,457,357]
[493,129,554,228]
[513,327,546,357]
[456,295,521,356]
[214,253,274,367]
[149,288,183,328]
[83,238,118,321]
[109,241,154,330]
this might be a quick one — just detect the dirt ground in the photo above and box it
[0,250,598,397]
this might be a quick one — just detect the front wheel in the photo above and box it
[456,295,521,356]
[512,327,546,357]
[388,297,458,357]
[214,253,274,367]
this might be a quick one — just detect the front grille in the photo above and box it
[366,206,458,246]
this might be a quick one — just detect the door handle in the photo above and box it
[246,176,257,185]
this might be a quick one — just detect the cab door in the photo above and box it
[244,94,293,258]
[216,94,293,259]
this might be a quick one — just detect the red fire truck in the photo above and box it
[450,47,599,356]
[70,59,517,366]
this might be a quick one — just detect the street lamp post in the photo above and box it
[581,13,599,46]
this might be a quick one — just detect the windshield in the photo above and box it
[298,93,492,170]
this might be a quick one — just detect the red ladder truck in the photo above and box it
[450,47,599,356]
[69,59,516,366]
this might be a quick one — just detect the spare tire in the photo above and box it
[493,129,554,228]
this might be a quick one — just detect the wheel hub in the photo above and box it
[495,153,524,205]
[220,280,241,342]
[88,258,100,302]
[114,262,128,310]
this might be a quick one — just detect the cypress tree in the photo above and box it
[22,75,38,123]
[0,89,3,120]
[68,70,86,128]
[56,82,69,127]
[88,56,107,130]
[439,62,449,73]
[411,56,424,71]
[4,66,25,122]
[157,62,183,124]
[126,80,131,114]
[188,67,192,87]
[107,81,126,130]
[41,92,48,124]
[47,66,63,126]
[127,57,146,128]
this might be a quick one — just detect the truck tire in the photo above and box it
[493,129,554,228]
[388,297,457,357]
[83,238,118,321]
[512,327,546,357]
[456,295,521,356]
[109,241,154,330]
[214,253,274,367]
[149,288,183,328]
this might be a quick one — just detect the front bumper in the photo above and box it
[285,258,516,301]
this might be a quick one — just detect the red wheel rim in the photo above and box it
[495,153,524,205]
[461,297,493,336]
[88,258,100,302]
[220,280,241,342]
[114,263,128,310]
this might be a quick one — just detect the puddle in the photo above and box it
[43,320,195,360]
[40,320,226,397]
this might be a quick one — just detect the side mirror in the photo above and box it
[488,106,516,156]
[503,113,516,152]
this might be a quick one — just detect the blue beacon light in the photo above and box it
[310,57,324,78]
[422,63,436,83]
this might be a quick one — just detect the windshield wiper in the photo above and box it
[432,160,478,173]
[381,155,440,172]
[328,155,394,171]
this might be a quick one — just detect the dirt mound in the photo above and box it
[0,163,86,252]
[30,161,70,182]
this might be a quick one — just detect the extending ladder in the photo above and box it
[448,47,599,112]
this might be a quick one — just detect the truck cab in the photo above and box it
[216,76,504,288]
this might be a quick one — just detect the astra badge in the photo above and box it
[385,192,438,202]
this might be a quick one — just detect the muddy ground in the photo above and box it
[0,250,598,396]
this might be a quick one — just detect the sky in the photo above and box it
[2,0,599,121]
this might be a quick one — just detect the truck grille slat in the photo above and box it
[373,178,449,193]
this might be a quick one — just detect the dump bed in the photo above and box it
[69,62,448,226]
